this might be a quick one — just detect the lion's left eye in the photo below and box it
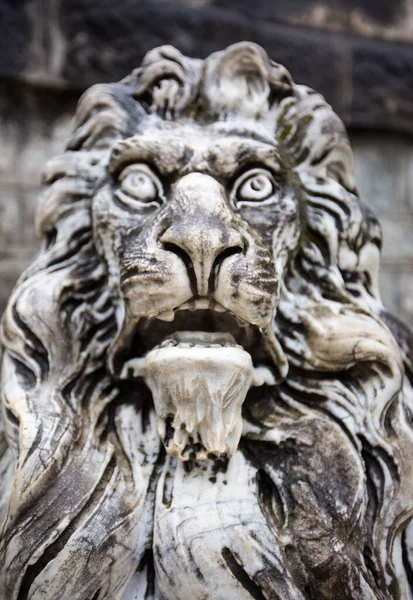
[116,164,164,208]
[233,169,277,205]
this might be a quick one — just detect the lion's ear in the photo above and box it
[202,42,293,120]
[130,45,202,118]
[66,82,146,151]
[129,42,294,123]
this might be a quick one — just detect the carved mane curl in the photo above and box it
[1,43,413,599]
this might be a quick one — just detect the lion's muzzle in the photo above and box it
[111,172,286,462]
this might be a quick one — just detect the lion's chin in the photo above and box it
[121,332,275,461]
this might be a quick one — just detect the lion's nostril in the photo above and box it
[208,245,244,293]
[162,242,198,296]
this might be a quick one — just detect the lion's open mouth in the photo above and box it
[115,299,283,369]
[111,299,287,462]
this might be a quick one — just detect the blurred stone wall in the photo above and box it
[353,133,413,325]
[1,0,413,325]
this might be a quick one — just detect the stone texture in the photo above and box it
[400,272,413,321]
[351,132,413,327]
[0,96,413,327]
[377,215,413,267]
[350,39,413,134]
[0,0,30,76]
[405,143,413,211]
[1,1,413,134]
[1,43,413,599]
[0,82,76,180]
[0,2,412,326]
[352,132,409,213]
[379,268,401,316]
[268,0,413,43]
[0,82,75,318]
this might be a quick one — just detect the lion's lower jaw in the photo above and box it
[123,342,273,461]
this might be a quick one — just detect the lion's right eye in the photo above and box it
[116,164,164,208]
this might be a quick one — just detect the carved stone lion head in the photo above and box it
[1,43,413,600]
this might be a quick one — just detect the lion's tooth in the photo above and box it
[177,302,190,311]
[173,299,228,312]
[251,365,276,387]
[120,357,147,379]
[213,303,226,313]
[160,339,177,348]
[156,310,175,322]
[194,298,210,309]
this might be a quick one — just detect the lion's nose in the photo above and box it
[161,234,244,296]
[159,174,245,296]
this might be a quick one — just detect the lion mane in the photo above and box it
[1,43,413,600]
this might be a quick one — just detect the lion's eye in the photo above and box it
[116,164,164,208]
[233,169,277,206]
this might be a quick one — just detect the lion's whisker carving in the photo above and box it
[1,41,413,600]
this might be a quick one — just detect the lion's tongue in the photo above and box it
[121,335,274,461]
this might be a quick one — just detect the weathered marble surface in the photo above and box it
[1,42,413,600]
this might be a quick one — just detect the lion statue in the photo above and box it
[1,42,413,600]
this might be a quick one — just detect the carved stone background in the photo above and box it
[1,0,413,325]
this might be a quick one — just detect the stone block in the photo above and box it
[405,144,413,211]
[379,268,401,316]
[0,81,76,184]
[351,37,413,134]
[400,271,413,327]
[0,185,40,276]
[352,132,410,213]
[0,0,30,77]
[378,214,413,267]
[0,258,32,319]
[0,0,412,134]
